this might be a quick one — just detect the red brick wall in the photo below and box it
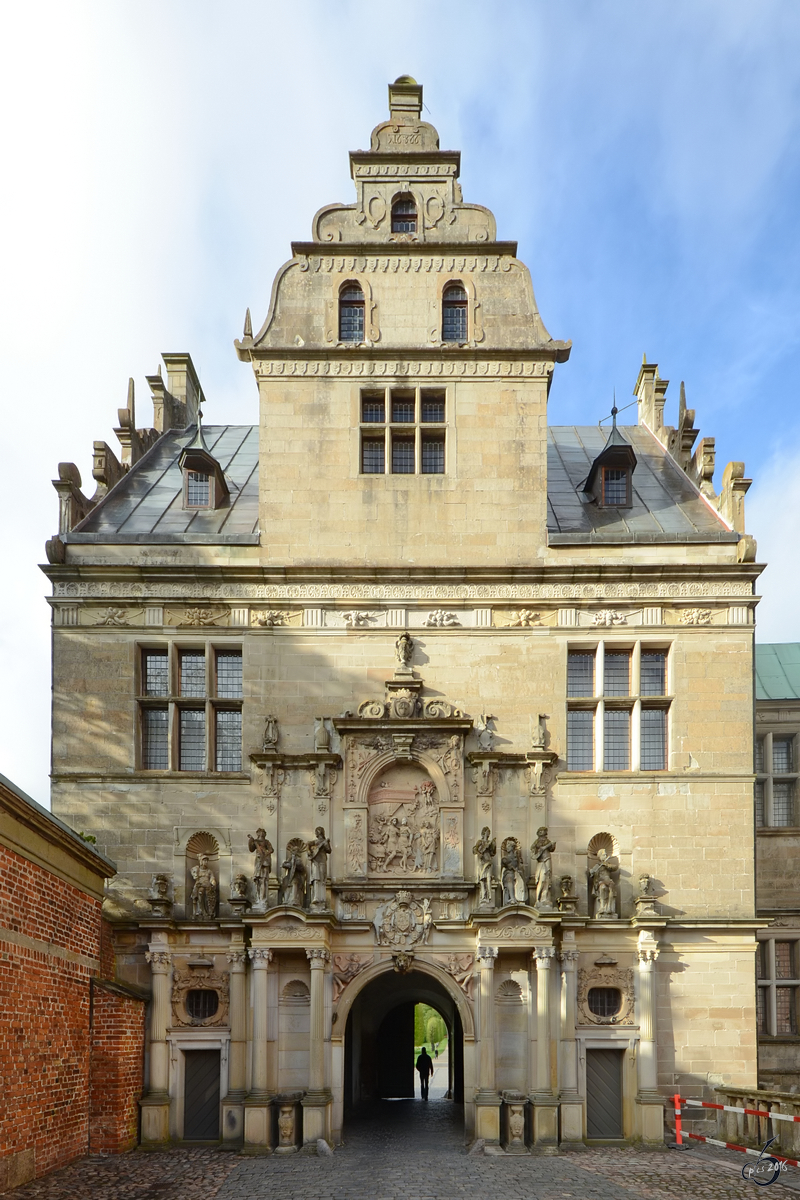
[89,925,145,1154]
[0,844,145,1186]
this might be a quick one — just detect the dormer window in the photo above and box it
[442,284,468,342]
[178,419,229,511]
[391,196,417,233]
[339,283,365,342]
[602,467,630,506]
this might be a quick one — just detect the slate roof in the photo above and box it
[547,425,737,544]
[66,421,736,547]
[68,425,259,544]
[755,644,800,702]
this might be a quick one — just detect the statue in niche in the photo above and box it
[281,838,307,909]
[589,848,619,919]
[500,837,527,906]
[531,827,557,909]
[395,630,414,669]
[473,827,496,905]
[263,714,279,751]
[248,828,273,906]
[475,713,495,751]
[314,717,331,752]
[308,826,332,909]
[532,714,548,750]
[190,854,217,919]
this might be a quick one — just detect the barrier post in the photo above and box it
[674,1094,683,1146]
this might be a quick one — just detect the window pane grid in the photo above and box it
[179,709,206,771]
[755,781,765,828]
[361,438,385,474]
[567,710,594,771]
[143,708,169,770]
[756,986,766,1034]
[421,395,445,422]
[180,652,206,697]
[442,303,467,342]
[421,437,445,474]
[603,652,630,697]
[757,942,768,980]
[361,396,385,422]
[776,942,795,980]
[773,782,794,826]
[392,437,415,474]
[392,397,415,423]
[186,471,210,506]
[391,198,417,233]
[567,653,594,697]
[774,738,794,773]
[640,653,666,696]
[215,710,242,771]
[776,987,798,1035]
[755,737,765,773]
[641,708,666,771]
[603,469,628,505]
[604,709,630,770]
[143,652,169,697]
[216,653,243,699]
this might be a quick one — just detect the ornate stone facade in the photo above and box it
[45,77,762,1152]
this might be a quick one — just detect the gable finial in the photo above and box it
[243,308,252,339]
[611,388,618,430]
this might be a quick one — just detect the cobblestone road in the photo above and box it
[6,1098,800,1200]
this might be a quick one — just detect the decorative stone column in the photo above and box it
[558,945,583,1148]
[636,932,664,1144]
[222,944,248,1145]
[532,947,558,1153]
[244,947,273,1151]
[140,947,172,1143]
[475,946,501,1144]
[302,948,332,1147]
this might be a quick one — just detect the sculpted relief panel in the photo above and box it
[367,763,441,877]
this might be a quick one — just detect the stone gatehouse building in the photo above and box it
[44,77,763,1151]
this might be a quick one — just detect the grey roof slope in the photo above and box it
[67,425,259,543]
[65,421,735,547]
[547,425,738,544]
[755,644,800,702]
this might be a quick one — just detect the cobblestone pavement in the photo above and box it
[7,1099,800,1200]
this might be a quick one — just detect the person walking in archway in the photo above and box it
[416,1045,434,1100]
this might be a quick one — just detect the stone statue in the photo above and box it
[532,713,548,750]
[473,827,496,905]
[559,874,573,898]
[231,872,249,900]
[190,854,217,919]
[500,837,526,906]
[314,717,331,752]
[395,631,413,669]
[281,838,307,908]
[308,826,332,909]
[531,827,556,909]
[638,873,652,896]
[248,828,273,905]
[263,714,279,751]
[589,848,619,918]
[475,713,495,751]
[148,873,172,917]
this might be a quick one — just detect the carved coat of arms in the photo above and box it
[373,890,432,948]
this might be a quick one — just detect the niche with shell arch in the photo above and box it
[281,979,311,1006]
[185,831,219,919]
[587,831,620,920]
[495,979,523,1005]
[279,979,310,1088]
[587,831,619,859]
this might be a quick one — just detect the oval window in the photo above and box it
[186,989,219,1020]
[587,987,621,1018]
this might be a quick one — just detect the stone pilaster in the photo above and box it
[244,947,273,1151]
[532,947,558,1154]
[140,947,172,1144]
[636,932,664,1144]
[222,943,248,1144]
[302,948,332,1147]
[474,945,501,1143]
[558,946,583,1147]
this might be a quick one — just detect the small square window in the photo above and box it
[421,392,445,423]
[361,394,385,423]
[776,987,798,1035]
[392,395,415,423]
[604,709,630,770]
[392,436,415,474]
[567,652,594,697]
[186,471,210,507]
[215,710,242,771]
[143,651,169,697]
[755,781,765,827]
[640,652,666,696]
[776,942,796,980]
[773,781,795,826]
[362,438,385,474]
[774,737,794,774]
[756,986,766,1033]
[757,942,768,980]
[567,710,594,770]
[602,468,629,505]
[755,737,765,773]
[179,709,206,771]
[641,708,666,771]
[143,707,169,770]
[216,652,243,699]
[180,651,206,698]
[421,436,445,474]
[604,652,630,697]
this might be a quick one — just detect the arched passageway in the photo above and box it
[343,968,465,1142]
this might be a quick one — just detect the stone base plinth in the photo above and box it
[531,1099,559,1154]
[222,1099,244,1145]
[637,1096,666,1145]
[475,1093,502,1144]
[139,1094,170,1145]
[243,1097,273,1152]
[302,1090,332,1146]
[559,1100,586,1148]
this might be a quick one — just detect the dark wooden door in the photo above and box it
[183,1049,220,1140]
[377,1003,415,1098]
[586,1048,623,1138]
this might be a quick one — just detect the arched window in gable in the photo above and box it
[391,195,417,234]
[442,283,468,343]
[339,282,365,343]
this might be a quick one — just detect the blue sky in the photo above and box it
[1,0,799,802]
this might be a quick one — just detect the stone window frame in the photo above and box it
[358,384,447,476]
[755,728,800,828]
[565,640,672,773]
[757,934,800,1038]
[136,640,244,775]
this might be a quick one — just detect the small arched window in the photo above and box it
[442,284,468,342]
[391,195,417,233]
[339,283,365,343]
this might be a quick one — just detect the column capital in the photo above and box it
[145,950,172,973]
[559,948,580,964]
[477,945,498,965]
[306,948,331,966]
[227,948,248,968]
[249,947,273,966]
[533,946,556,965]
[637,948,659,964]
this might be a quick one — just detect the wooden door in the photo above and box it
[586,1048,623,1138]
[183,1049,220,1140]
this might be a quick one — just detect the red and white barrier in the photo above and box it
[673,1093,800,1170]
